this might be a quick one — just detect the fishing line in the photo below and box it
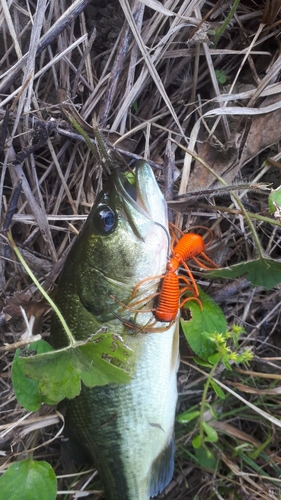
[154,221,171,260]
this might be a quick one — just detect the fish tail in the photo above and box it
[149,436,175,498]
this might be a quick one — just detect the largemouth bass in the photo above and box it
[51,161,179,500]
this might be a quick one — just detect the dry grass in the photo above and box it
[1,0,281,499]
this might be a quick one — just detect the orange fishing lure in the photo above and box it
[154,231,218,322]
[154,265,200,322]
[112,228,218,326]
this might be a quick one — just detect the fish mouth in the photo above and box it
[114,161,168,228]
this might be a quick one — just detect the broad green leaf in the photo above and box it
[177,410,200,423]
[75,347,117,387]
[210,380,225,399]
[79,331,132,366]
[12,349,42,412]
[77,342,132,386]
[13,334,133,409]
[20,349,81,404]
[77,332,133,385]
[181,289,227,360]
[29,339,53,354]
[194,447,217,470]
[0,459,56,500]
[11,341,55,411]
[208,258,281,289]
[202,422,218,443]
[76,331,133,385]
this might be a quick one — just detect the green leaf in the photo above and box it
[19,349,81,404]
[12,349,42,412]
[208,258,281,289]
[77,340,132,386]
[215,69,226,84]
[124,171,136,186]
[0,459,57,500]
[268,186,281,214]
[194,446,217,470]
[177,410,200,423]
[12,341,56,411]
[29,339,53,354]
[77,331,133,385]
[208,352,221,365]
[80,331,132,366]
[249,434,272,460]
[13,334,133,410]
[206,402,218,420]
[210,380,225,399]
[75,347,116,387]
[132,100,139,114]
[181,289,227,360]
[202,422,218,443]
[193,357,213,368]
[192,435,202,449]
[222,355,232,370]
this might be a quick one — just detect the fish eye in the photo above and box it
[94,205,117,234]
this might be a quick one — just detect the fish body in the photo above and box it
[51,162,179,500]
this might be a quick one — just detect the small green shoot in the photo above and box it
[213,0,241,46]
[215,69,227,84]
[124,171,136,186]
[132,100,139,114]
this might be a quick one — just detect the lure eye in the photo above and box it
[93,205,117,234]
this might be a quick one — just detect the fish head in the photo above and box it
[55,161,169,337]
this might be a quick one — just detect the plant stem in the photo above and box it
[7,231,75,347]
[199,361,218,441]
[214,0,241,46]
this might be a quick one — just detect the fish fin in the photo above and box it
[149,436,175,498]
